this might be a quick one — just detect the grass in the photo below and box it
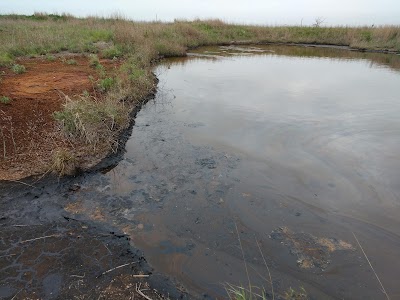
[226,223,309,300]
[11,64,26,74]
[66,59,77,65]
[0,13,399,174]
[0,96,11,104]
[53,93,130,152]
[0,14,399,68]
[51,149,76,176]
[89,54,101,67]
[98,77,116,92]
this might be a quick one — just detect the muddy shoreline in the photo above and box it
[0,176,193,299]
[199,41,400,55]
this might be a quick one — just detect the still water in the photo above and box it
[89,45,400,299]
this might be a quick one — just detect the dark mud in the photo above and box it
[0,178,190,300]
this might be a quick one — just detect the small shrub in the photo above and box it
[0,96,11,104]
[11,64,26,74]
[98,77,116,92]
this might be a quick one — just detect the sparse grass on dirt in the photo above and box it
[0,13,399,177]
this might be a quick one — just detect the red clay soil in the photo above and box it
[0,56,119,181]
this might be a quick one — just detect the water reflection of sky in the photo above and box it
[164,45,400,74]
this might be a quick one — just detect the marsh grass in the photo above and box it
[53,94,129,152]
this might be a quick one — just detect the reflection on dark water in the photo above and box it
[78,46,400,299]
[169,44,400,73]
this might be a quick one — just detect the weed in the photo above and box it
[66,59,77,65]
[46,55,56,61]
[284,287,308,300]
[96,64,106,77]
[102,46,122,59]
[54,94,128,151]
[98,77,115,92]
[0,96,12,104]
[11,64,26,74]
[51,149,76,176]
[82,90,90,97]
[226,284,268,300]
[89,54,100,67]
[0,53,14,66]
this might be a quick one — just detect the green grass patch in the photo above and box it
[0,96,12,104]
[11,64,26,74]
[0,53,14,66]
[102,46,122,59]
[98,77,116,92]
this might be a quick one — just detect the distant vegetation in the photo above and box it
[0,13,399,174]
[0,13,399,68]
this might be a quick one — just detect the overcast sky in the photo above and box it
[1,0,399,25]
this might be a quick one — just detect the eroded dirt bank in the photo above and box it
[0,56,120,181]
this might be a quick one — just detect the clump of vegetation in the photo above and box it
[89,54,100,67]
[102,46,122,59]
[98,77,116,92]
[11,64,26,74]
[51,149,77,176]
[284,287,308,300]
[66,59,77,65]
[0,96,12,104]
[226,284,268,300]
[54,94,129,152]
[46,55,56,61]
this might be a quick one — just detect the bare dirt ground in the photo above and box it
[0,56,119,181]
